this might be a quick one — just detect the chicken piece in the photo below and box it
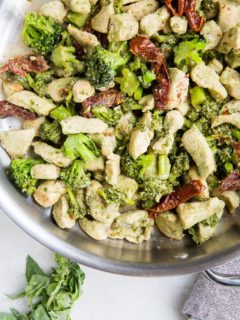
[72,79,95,103]
[218,1,240,32]
[217,26,240,54]
[177,197,225,230]
[200,20,222,51]
[7,90,56,116]
[79,218,109,240]
[2,80,23,98]
[34,180,66,208]
[140,6,170,37]
[207,58,223,74]
[63,0,91,14]
[108,13,139,42]
[191,62,227,101]
[52,195,76,229]
[170,16,188,35]
[220,100,240,114]
[153,110,184,154]
[61,116,108,134]
[91,128,117,158]
[155,211,185,240]
[0,128,35,158]
[182,125,215,178]
[68,24,99,48]
[85,157,105,171]
[139,94,154,112]
[22,117,45,137]
[32,141,72,168]
[91,3,114,33]
[47,77,78,103]
[214,190,240,214]
[167,68,189,111]
[108,210,154,243]
[40,1,68,23]
[115,175,138,200]
[105,154,121,185]
[123,0,159,20]
[31,164,61,180]
[212,113,240,129]
[220,67,240,99]
[86,181,120,223]
[128,112,154,160]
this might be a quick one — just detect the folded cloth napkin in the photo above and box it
[182,258,240,320]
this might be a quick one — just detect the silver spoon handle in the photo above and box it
[204,269,240,287]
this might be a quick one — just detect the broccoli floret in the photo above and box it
[9,158,42,195]
[174,39,206,70]
[115,68,142,99]
[188,213,218,244]
[50,105,72,122]
[63,133,100,161]
[92,106,122,126]
[140,179,173,209]
[21,13,62,55]
[169,152,190,185]
[216,145,234,166]
[186,97,222,136]
[84,45,127,90]
[200,0,218,19]
[98,187,134,205]
[51,45,84,76]
[60,160,91,190]
[67,12,89,28]
[120,97,143,113]
[26,70,53,97]
[108,41,132,65]
[67,187,85,218]
[151,111,164,136]
[120,152,154,183]
[39,119,62,145]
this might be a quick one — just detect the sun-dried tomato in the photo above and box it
[0,55,49,77]
[148,180,204,217]
[153,62,171,110]
[72,39,85,59]
[184,0,204,32]
[129,36,170,109]
[178,0,185,16]
[232,142,240,159]
[81,89,124,117]
[130,36,164,65]
[219,171,240,192]
[164,0,185,16]
[164,0,204,32]
[0,101,37,120]
[164,0,176,14]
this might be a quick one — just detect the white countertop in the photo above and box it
[0,209,197,320]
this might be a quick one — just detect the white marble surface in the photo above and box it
[0,209,197,320]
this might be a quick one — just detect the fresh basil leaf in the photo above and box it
[25,275,50,299]
[32,305,50,320]
[6,291,25,300]
[25,256,45,282]
[10,309,28,320]
[0,313,16,320]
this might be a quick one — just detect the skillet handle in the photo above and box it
[204,269,240,287]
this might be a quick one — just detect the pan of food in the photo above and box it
[1,0,240,277]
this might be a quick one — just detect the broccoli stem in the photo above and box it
[190,86,206,107]
[158,155,170,176]
[50,106,72,122]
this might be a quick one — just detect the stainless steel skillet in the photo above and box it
[1,0,240,281]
